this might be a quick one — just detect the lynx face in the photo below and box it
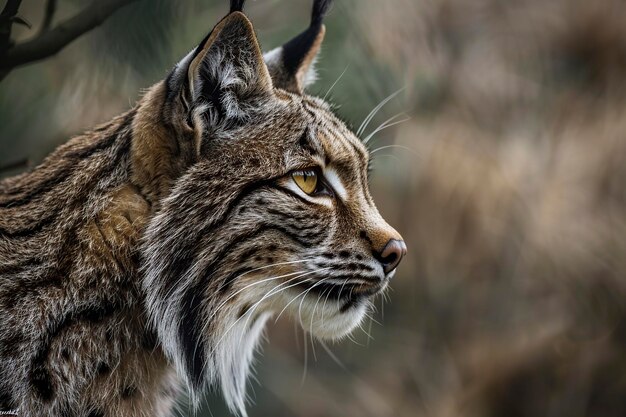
[141,1,406,414]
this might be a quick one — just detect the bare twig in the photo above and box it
[0,0,21,17]
[1,0,138,71]
[0,0,23,55]
[39,0,57,35]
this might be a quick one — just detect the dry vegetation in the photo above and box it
[355,1,626,416]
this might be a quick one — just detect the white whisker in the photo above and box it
[319,340,348,372]
[356,318,374,341]
[366,310,374,348]
[196,266,312,359]
[320,282,335,328]
[363,114,411,145]
[357,87,405,137]
[205,260,313,325]
[301,327,308,387]
[308,287,332,362]
[275,276,332,323]
[238,268,332,343]
[369,154,404,168]
[309,286,330,335]
[369,144,420,157]
[364,311,382,326]
[199,270,322,378]
[297,277,333,326]
[323,64,349,101]
[346,333,364,346]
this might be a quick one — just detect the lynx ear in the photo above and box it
[264,0,332,94]
[169,6,273,134]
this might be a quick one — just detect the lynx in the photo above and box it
[0,1,406,416]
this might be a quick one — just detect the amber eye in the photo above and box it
[292,169,318,195]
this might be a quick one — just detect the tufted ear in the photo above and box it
[169,4,273,136]
[264,0,332,94]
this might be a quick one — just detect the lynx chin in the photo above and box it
[0,0,406,416]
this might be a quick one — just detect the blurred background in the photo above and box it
[3,0,626,416]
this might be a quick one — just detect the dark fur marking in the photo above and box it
[266,207,320,222]
[351,262,373,272]
[0,210,57,238]
[266,209,320,232]
[0,110,135,209]
[30,366,55,401]
[160,178,276,298]
[87,410,105,417]
[338,250,351,258]
[178,290,207,390]
[219,266,254,295]
[238,302,252,319]
[0,332,24,356]
[0,257,44,276]
[314,262,373,272]
[1,273,63,309]
[0,222,88,310]
[0,389,16,410]
[121,385,137,399]
[332,273,380,283]
[298,127,320,156]
[266,207,319,221]
[29,301,119,401]
[105,328,115,342]
[141,330,159,351]
[240,247,257,260]
[158,179,274,296]
[0,123,134,246]
[360,230,374,246]
[60,407,75,417]
[96,362,111,376]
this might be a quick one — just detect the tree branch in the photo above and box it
[0,0,138,70]
[39,0,57,35]
[0,0,23,55]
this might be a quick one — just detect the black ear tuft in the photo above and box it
[311,0,332,27]
[230,0,246,13]
[263,0,332,93]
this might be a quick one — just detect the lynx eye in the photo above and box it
[292,169,318,195]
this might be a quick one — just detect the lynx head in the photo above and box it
[140,0,406,414]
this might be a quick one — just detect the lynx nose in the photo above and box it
[375,239,407,275]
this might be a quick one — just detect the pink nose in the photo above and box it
[375,239,407,275]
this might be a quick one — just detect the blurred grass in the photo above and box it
[3,0,626,416]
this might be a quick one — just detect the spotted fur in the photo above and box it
[0,1,404,416]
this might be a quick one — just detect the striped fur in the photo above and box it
[0,2,404,417]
